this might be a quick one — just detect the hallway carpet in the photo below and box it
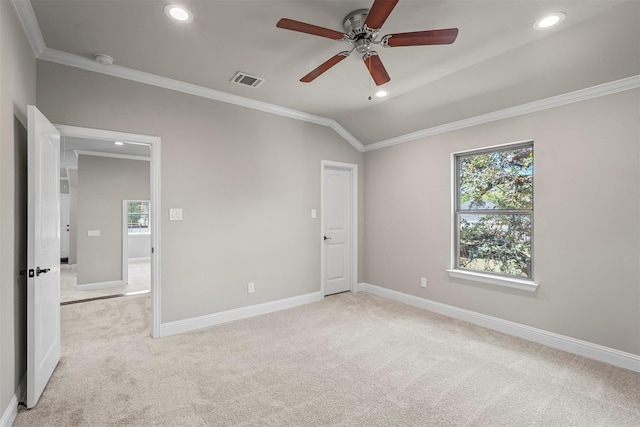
[60,259,150,303]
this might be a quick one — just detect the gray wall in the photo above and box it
[0,0,36,414]
[77,155,150,285]
[37,61,365,322]
[364,89,640,355]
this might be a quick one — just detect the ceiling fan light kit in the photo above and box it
[276,0,459,86]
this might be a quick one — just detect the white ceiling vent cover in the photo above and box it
[230,72,264,88]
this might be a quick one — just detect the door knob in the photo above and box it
[324,235,331,241]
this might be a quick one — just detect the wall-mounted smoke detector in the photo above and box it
[94,53,114,65]
[230,72,264,88]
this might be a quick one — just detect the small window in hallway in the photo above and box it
[128,201,150,234]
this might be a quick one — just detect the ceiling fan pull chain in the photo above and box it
[367,60,372,100]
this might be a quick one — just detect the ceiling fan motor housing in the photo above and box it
[343,9,379,53]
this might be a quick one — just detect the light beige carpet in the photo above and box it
[14,292,640,426]
[60,259,150,303]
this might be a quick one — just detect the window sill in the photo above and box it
[446,269,538,292]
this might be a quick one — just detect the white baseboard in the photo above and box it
[360,283,640,373]
[160,291,324,337]
[76,280,123,291]
[0,374,25,427]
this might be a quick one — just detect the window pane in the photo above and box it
[128,202,149,214]
[459,213,531,278]
[459,146,533,210]
[128,202,149,233]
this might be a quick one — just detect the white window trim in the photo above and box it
[446,269,538,292]
[449,140,537,292]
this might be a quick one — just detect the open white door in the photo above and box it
[26,105,61,408]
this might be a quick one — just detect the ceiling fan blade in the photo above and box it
[382,28,459,47]
[300,52,350,83]
[364,0,399,29]
[277,18,345,40]
[363,52,390,86]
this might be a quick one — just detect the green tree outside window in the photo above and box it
[128,201,150,234]
[456,144,533,278]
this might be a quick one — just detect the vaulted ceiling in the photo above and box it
[20,0,640,146]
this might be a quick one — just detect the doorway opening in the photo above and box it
[56,124,161,338]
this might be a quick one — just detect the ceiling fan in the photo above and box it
[276,0,459,86]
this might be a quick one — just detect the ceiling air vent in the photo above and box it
[230,71,264,88]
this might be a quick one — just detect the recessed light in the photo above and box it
[164,4,193,23]
[534,12,566,30]
[114,141,124,146]
[375,90,388,98]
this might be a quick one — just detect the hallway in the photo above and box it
[60,259,150,303]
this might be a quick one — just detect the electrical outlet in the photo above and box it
[248,282,255,294]
[420,277,427,288]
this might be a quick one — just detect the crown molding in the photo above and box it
[39,48,365,152]
[11,0,45,57]
[364,75,640,152]
[10,0,365,152]
[12,0,636,155]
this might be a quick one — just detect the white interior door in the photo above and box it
[60,193,70,259]
[322,165,355,295]
[27,105,61,408]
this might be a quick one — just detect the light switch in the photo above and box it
[169,208,183,221]
[88,230,100,237]
[311,209,317,219]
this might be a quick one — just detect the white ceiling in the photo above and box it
[27,0,640,145]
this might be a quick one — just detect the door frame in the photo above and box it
[60,193,70,260]
[122,199,151,286]
[56,124,162,338]
[320,160,358,296]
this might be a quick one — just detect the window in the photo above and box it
[127,201,150,234]
[453,142,533,281]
